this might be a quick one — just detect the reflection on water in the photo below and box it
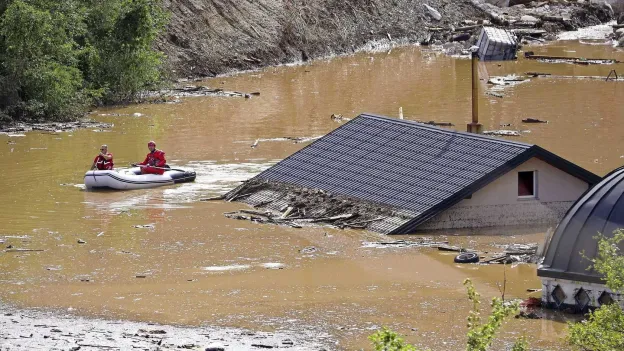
[1,40,623,350]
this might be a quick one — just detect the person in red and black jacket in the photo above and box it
[92,144,114,170]
[133,141,166,175]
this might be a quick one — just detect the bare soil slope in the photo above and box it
[157,0,485,77]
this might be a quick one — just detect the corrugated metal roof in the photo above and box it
[250,113,600,234]
[538,166,624,284]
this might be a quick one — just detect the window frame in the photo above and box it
[517,170,537,199]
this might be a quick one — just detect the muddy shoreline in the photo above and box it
[0,302,331,350]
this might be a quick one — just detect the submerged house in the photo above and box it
[538,167,624,311]
[237,113,599,234]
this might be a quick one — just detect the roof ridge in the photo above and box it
[359,113,534,149]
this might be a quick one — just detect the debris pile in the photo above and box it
[482,243,539,264]
[0,120,113,134]
[217,179,414,233]
[362,238,450,249]
[423,0,614,56]
[524,51,622,65]
[158,85,260,99]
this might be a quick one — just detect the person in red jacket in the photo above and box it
[134,141,166,175]
[92,144,114,170]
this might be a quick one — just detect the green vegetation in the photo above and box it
[568,230,624,351]
[464,279,526,351]
[0,0,168,124]
[368,279,527,351]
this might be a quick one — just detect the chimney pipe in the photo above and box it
[467,51,483,134]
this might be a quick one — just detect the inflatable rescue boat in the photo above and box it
[84,167,196,190]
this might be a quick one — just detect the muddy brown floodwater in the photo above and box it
[1,38,624,350]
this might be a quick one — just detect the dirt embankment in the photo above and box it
[157,0,485,78]
[158,0,615,78]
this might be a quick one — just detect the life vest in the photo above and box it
[94,154,114,170]
[142,150,166,167]
[140,149,166,174]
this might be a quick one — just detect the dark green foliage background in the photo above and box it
[0,0,168,123]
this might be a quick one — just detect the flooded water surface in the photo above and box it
[1,40,623,350]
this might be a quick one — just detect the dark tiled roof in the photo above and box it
[538,166,624,284]
[253,113,600,234]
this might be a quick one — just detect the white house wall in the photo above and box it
[418,157,590,230]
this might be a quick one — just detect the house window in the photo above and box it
[518,171,536,197]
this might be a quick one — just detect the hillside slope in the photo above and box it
[157,0,485,77]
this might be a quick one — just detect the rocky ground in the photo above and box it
[158,0,618,78]
[0,303,331,351]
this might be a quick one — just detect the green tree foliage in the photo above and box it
[568,229,624,351]
[464,279,526,351]
[0,0,168,122]
[368,279,528,351]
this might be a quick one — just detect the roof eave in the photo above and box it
[531,145,602,185]
[390,149,536,234]
[537,267,605,285]
[390,146,600,234]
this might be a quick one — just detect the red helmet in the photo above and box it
[148,141,156,147]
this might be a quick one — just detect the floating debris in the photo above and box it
[522,118,548,123]
[202,265,251,272]
[0,120,113,135]
[330,114,351,123]
[482,243,539,264]
[483,130,521,136]
[159,85,258,99]
[486,91,504,98]
[133,224,155,229]
[524,51,621,65]
[260,263,285,269]
[417,120,455,127]
[488,75,528,86]
[362,239,448,249]
[299,246,317,254]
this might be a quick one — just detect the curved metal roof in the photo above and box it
[538,167,624,283]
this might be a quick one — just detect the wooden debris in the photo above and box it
[454,24,482,32]
[200,195,226,201]
[522,118,548,123]
[524,52,621,65]
[486,91,504,98]
[363,239,449,249]
[343,217,387,227]
[281,207,295,219]
[483,130,521,136]
[308,213,355,223]
[526,72,551,77]
[240,209,273,218]
[253,200,274,208]
[437,244,464,252]
[5,249,44,253]
[419,120,454,127]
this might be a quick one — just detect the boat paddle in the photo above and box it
[131,164,188,173]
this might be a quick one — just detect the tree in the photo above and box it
[567,229,624,351]
[0,0,169,123]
